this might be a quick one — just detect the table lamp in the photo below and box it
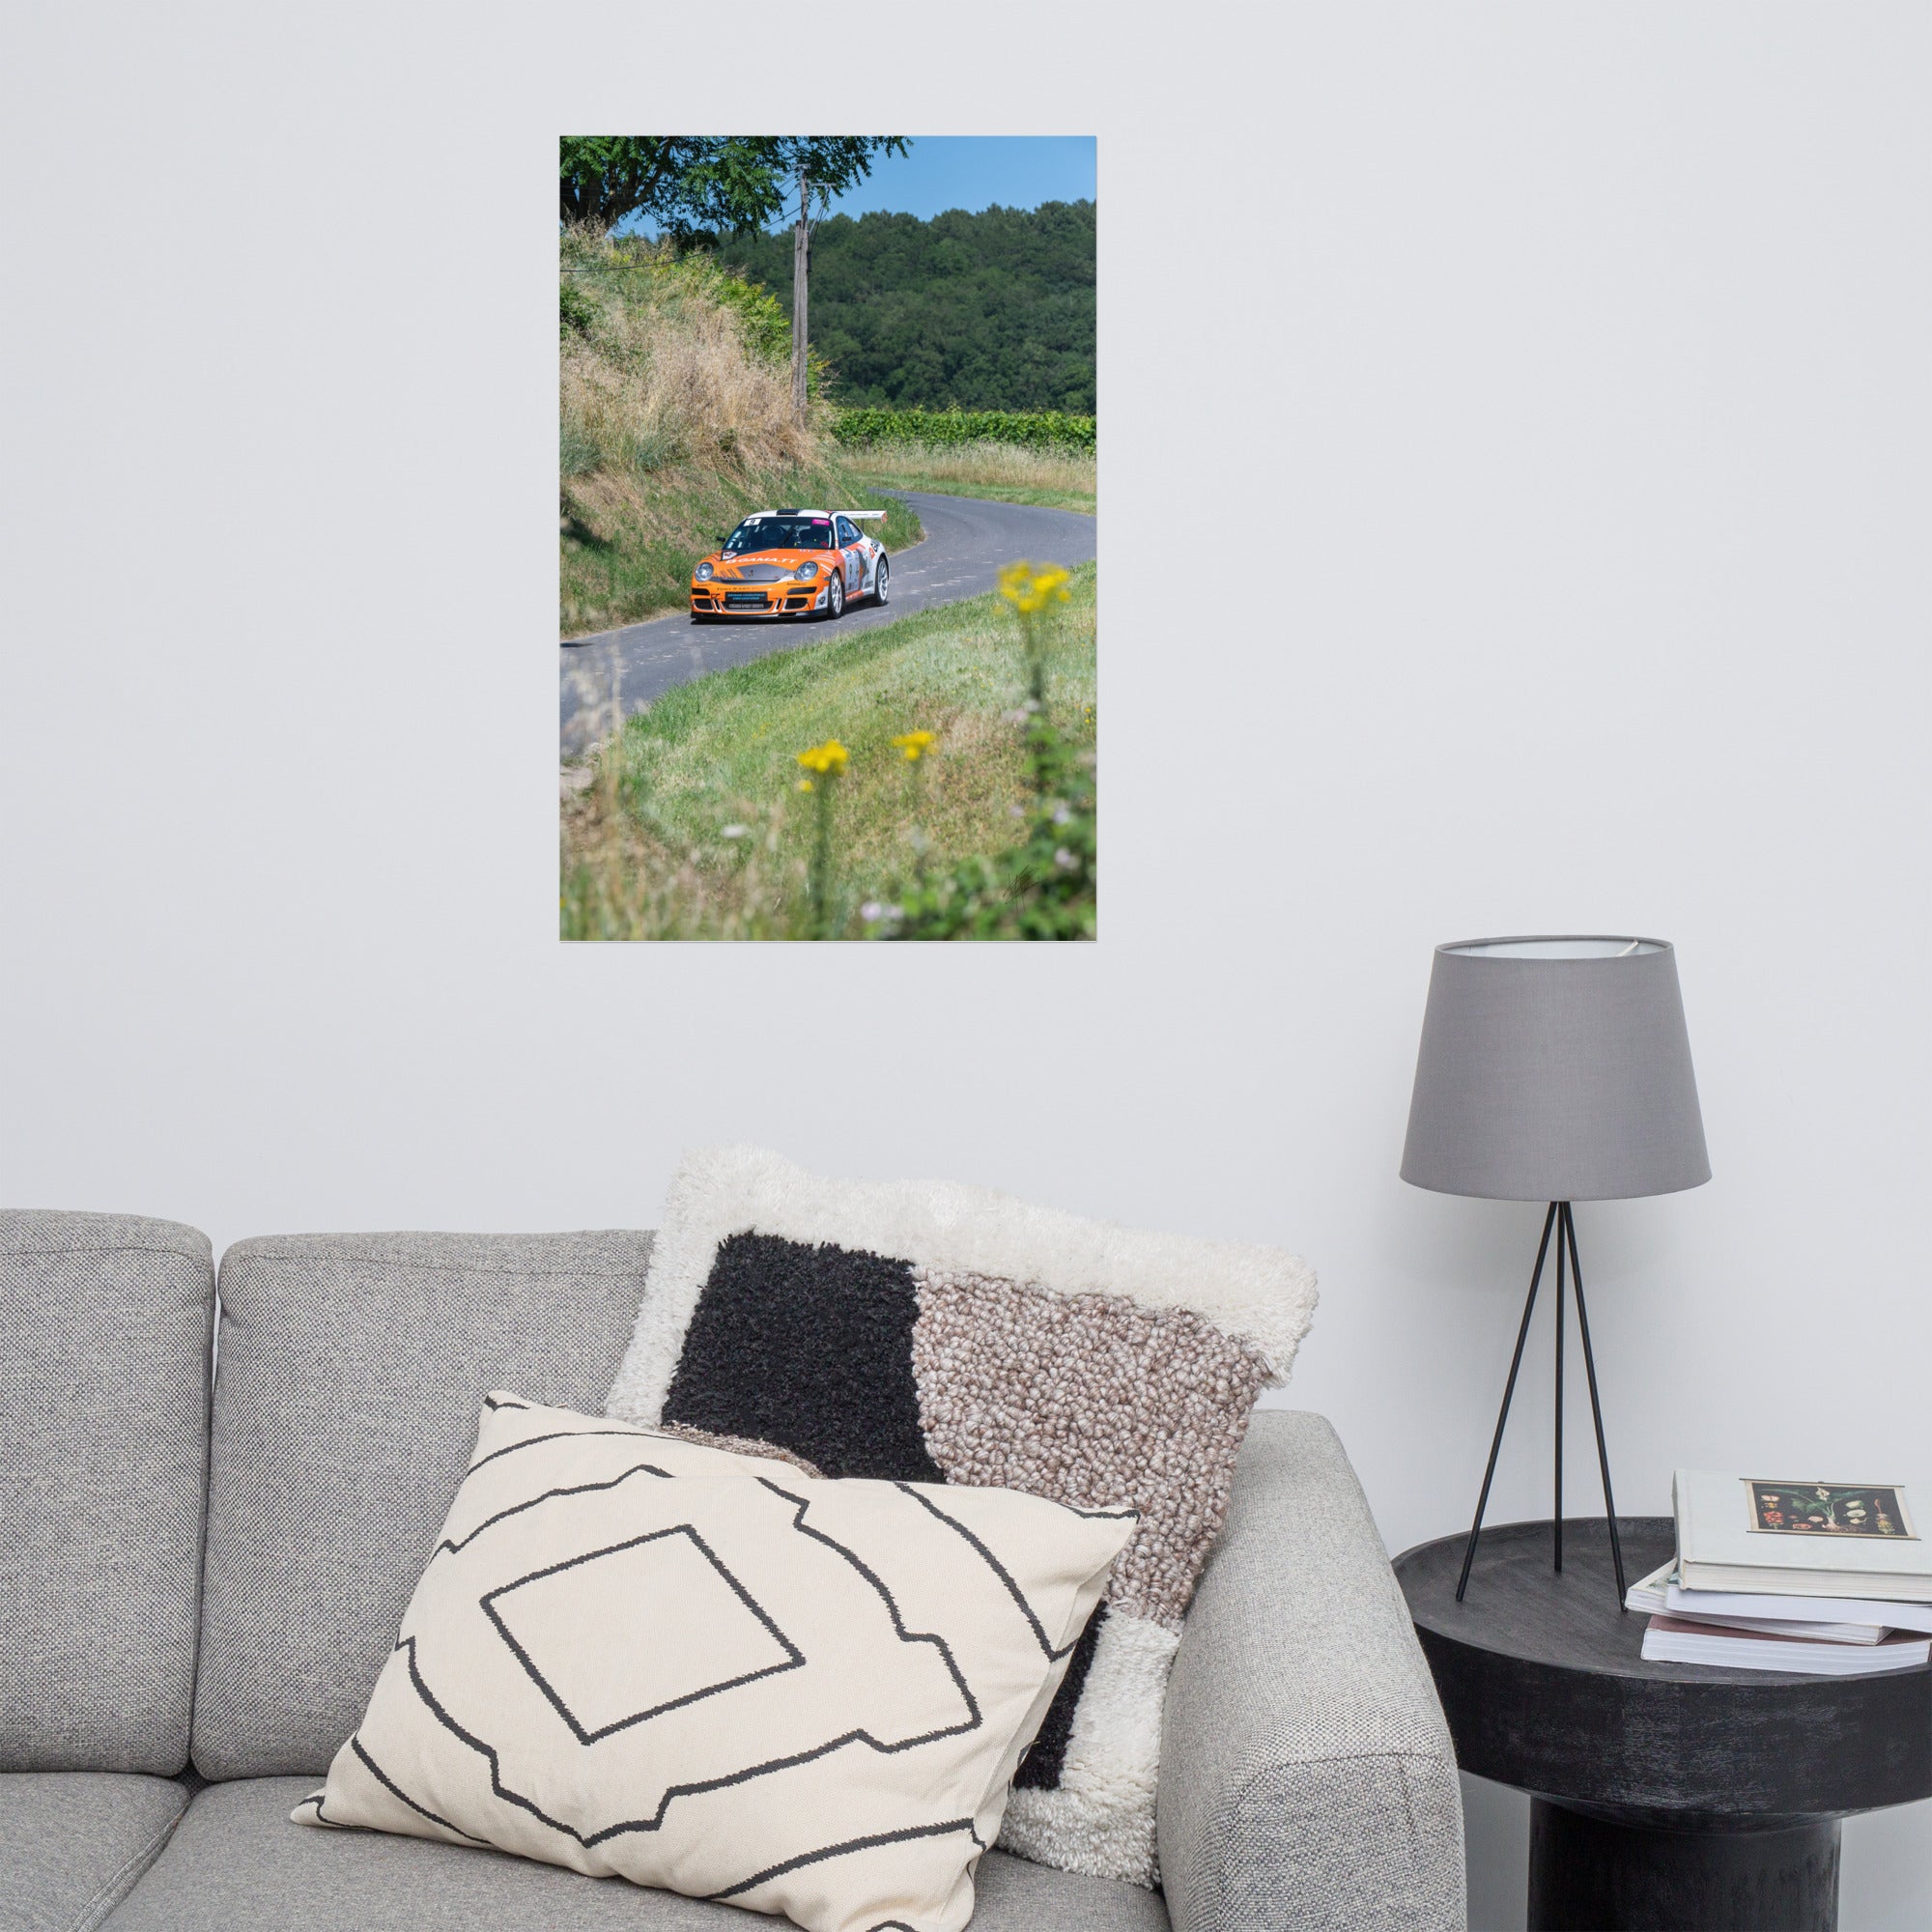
[1401,936,1710,1607]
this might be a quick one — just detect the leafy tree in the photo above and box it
[715,202,1096,413]
[560,139,727,237]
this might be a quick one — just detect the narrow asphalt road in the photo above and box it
[559,490,1096,754]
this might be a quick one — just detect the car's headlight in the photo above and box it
[790,563,819,581]
[696,562,714,581]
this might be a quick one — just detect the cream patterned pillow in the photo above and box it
[294,1395,1134,1932]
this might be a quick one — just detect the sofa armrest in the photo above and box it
[1157,1410,1465,1932]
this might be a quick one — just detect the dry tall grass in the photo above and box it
[560,237,818,484]
[843,439,1096,513]
[564,756,804,942]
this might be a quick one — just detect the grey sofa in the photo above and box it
[0,1211,1465,1932]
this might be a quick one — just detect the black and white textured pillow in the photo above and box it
[606,1147,1319,1888]
[296,1396,1134,1932]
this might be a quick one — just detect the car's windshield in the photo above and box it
[724,516,833,554]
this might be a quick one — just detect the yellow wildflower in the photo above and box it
[998,561,1072,615]
[796,739,849,777]
[892,729,938,763]
[796,779,813,792]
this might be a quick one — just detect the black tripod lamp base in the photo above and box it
[1455,1202,1628,1609]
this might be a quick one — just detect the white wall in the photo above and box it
[2,7,1926,1926]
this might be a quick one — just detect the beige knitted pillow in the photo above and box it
[295,1395,1133,1932]
[605,1146,1319,1886]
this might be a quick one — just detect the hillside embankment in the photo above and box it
[559,232,921,637]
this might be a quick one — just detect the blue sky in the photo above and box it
[616,136,1094,237]
[820,136,1094,224]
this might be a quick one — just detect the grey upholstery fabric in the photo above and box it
[0,1772,187,1932]
[0,1213,214,1774]
[191,1232,657,1777]
[1157,1410,1465,1932]
[100,1779,1170,1931]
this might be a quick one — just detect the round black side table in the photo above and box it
[1395,1518,1932,1932]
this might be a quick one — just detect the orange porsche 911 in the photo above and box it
[689,509,889,623]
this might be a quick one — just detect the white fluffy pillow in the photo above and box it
[295,1395,1134,1932]
[605,1145,1319,1884]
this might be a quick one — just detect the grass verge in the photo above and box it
[843,439,1096,514]
[562,562,1096,940]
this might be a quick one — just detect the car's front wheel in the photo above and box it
[872,555,890,606]
[819,571,844,621]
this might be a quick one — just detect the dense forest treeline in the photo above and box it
[712,201,1095,414]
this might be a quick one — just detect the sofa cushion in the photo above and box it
[0,1211,214,1774]
[293,1396,1133,1932]
[606,1148,1318,1887]
[191,1232,656,1778]
[0,1771,188,1932]
[101,1778,1168,1931]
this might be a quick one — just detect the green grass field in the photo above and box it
[562,563,1096,940]
[842,439,1096,515]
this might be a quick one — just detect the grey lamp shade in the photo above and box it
[1401,936,1710,1203]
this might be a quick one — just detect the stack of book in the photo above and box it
[1633,1471,1932,1675]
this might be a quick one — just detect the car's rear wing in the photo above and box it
[838,510,887,522]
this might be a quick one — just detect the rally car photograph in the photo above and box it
[688,509,890,623]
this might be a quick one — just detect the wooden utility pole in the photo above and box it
[791,166,810,416]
